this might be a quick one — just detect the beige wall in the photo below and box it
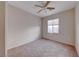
[0,2,5,56]
[75,2,79,56]
[6,4,41,49]
[42,9,75,46]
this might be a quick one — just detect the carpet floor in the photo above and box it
[8,39,78,57]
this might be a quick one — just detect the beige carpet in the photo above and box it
[8,39,77,57]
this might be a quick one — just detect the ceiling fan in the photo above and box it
[34,1,55,13]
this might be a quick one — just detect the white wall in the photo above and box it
[75,2,79,56]
[42,9,75,46]
[0,2,5,56]
[6,4,41,49]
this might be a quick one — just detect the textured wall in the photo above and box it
[75,2,79,56]
[42,9,75,46]
[6,4,41,49]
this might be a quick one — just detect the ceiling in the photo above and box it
[8,1,77,17]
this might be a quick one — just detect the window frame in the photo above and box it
[47,18,59,34]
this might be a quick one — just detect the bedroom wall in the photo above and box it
[42,9,75,46]
[0,2,5,56]
[6,3,41,49]
[75,2,79,56]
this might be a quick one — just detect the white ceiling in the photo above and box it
[8,1,77,17]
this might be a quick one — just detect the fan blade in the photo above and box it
[37,9,43,13]
[34,5,43,8]
[47,7,55,10]
[44,1,50,7]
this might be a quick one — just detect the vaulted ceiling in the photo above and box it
[8,1,78,17]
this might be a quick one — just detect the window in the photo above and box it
[48,18,59,33]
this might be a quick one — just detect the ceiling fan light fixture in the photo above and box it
[34,1,55,13]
